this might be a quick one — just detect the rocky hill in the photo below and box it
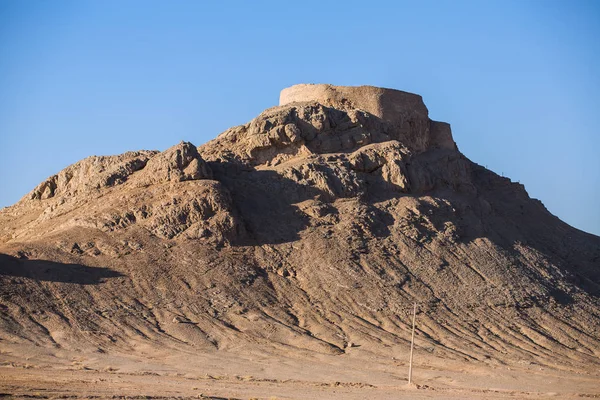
[1,84,599,374]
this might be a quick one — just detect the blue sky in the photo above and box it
[1,0,599,235]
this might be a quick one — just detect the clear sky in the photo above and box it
[1,0,599,236]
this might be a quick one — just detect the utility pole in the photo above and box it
[408,302,417,385]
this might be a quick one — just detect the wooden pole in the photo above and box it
[408,302,416,385]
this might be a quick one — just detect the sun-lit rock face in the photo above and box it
[28,150,159,200]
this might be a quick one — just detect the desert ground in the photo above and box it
[2,341,599,399]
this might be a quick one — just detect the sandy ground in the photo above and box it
[1,342,598,400]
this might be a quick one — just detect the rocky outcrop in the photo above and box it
[202,102,386,166]
[28,150,158,200]
[9,141,236,244]
[132,141,212,186]
[348,141,411,191]
[85,180,241,242]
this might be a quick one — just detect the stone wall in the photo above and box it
[280,84,456,151]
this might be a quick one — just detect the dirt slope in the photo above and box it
[0,84,599,398]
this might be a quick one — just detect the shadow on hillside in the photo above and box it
[214,167,322,245]
[0,254,124,285]
[210,162,399,246]
[208,151,600,303]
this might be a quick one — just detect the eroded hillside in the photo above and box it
[1,84,599,375]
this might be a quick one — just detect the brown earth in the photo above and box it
[1,84,599,399]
